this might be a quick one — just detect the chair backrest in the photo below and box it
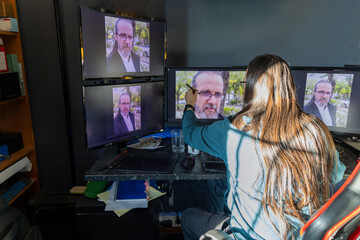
[300,157,360,240]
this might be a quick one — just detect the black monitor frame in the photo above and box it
[79,7,166,82]
[82,80,165,151]
[291,66,360,138]
[166,65,360,138]
[165,66,248,127]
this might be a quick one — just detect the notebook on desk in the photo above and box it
[111,148,178,173]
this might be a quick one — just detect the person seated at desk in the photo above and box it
[181,54,345,240]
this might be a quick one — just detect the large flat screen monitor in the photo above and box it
[80,8,166,81]
[291,67,360,137]
[83,81,164,150]
[166,67,247,124]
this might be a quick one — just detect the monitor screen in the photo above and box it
[166,67,247,124]
[80,8,165,80]
[83,81,164,150]
[292,67,360,136]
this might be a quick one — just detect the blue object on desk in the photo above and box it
[144,130,172,139]
[0,145,9,161]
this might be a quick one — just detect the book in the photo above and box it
[0,44,7,72]
[104,181,148,211]
[1,175,31,203]
[5,54,18,72]
[0,156,31,185]
[115,180,147,202]
[98,183,166,217]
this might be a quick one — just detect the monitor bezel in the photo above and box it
[166,65,360,138]
[165,66,248,126]
[78,7,166,82]
[82,80,165,151]
[291,66,360,138]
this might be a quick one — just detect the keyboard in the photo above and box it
[206,154,223,162]
[202,153,226,173]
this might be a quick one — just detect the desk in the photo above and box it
[83,137,359,239]
[85,144,226,182]
[86,138,359,182]
[334,136,359,178]
[85,137,228,211]
[85,137,359,182]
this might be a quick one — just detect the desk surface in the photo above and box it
[85,137,359,182]
[85,144,226,182]
[335,138,359,178]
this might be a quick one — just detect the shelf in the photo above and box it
[0,0,39,207]
[0,31,17,36]
[0,96,25,106]
[0,147,33,172]
[8,178,36,205]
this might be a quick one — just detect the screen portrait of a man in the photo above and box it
[191,71,224,119]
[304,80,336,126]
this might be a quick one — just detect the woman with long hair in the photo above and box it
[181,54,345,239]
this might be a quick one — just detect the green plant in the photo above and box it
[133,46,141,55]
[229,99,238,105]
[331,99,340,106]
[223,107,238,116]
[141,64,149,72]
[336,111,347,128]
[176,104,185,111]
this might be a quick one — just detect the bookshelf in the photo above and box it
[0,0,39,205]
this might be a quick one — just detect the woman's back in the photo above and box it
[181,54,345,240]
[231,54,338,238]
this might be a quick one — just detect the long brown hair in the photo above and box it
[232,54,336,238]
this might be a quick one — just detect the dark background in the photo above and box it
[16,0,360,190]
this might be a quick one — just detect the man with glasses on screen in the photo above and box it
[191,71,224,119]
[304,80,336,126]
[107,18,141,73]
[114,92,136,135]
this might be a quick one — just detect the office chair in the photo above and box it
[200,158,360,240]
[300,158,360,240]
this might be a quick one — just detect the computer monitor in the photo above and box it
[83,81,164,150]
[291,67,360,137]
[166,67,247,125]
[79,8,166,81]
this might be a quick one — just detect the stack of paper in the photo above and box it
[127,136,164,150]
[98,180,166,217]
[0,157,31,185]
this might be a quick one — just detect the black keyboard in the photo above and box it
[202,153,226,173]
[206,154,223,162]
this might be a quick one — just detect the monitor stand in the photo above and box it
[116,141,128,154]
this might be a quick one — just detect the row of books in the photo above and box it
[0,173,31,203]
[97,180,165,217]
[0,157,32,203]
[0,37,25,96]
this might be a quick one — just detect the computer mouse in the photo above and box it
[181,156,195,170]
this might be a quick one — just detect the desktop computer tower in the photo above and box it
[26,190,79,240]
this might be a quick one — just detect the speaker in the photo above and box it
[0,71,20,101]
